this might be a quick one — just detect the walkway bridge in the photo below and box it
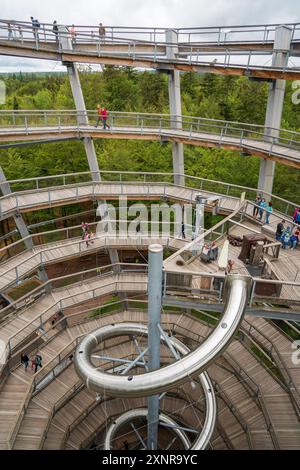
[0,20,300,79]
[0,171,300,314]
[0,111,300,169]
[1,18,300,451]
[1,303,300,449]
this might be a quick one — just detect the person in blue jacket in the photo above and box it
[281,227,291,249]
[259,198,267,222]
[265,201,273,224]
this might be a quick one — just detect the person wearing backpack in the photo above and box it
[30,16,40,41]
[34,353,43,373]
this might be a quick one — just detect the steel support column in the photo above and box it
[166,29,185,186]
[59,26,119,265]
[147,244,163,450]
[0,166,48,282]
[258,25,292,197]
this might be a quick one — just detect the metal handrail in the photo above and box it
[1,19,300,47]
[0,225,177,291]
[3,268,148,359]
[6,335,81,449]
[1,110,299,142]
[0,20,299,76]
[181,309,279,449]
[9,309,186,449]
[0,112,299,172]
[0,170,298,212]
[241,320,300,415]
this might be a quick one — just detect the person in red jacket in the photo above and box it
[100,107,109,129]
[95,105,110,129]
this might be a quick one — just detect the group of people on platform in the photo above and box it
[81,221,95,247]
[63,22,106,43]
[253,195,273,224]
[200,241,219,263]
[20,352,43,373]
[6,19,106,44]
[276,220,300,250]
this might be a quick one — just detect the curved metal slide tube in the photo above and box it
[103,353,216,450]
[104,409,191,450]
[74,274,251,398]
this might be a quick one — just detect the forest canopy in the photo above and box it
[0,67,299,203]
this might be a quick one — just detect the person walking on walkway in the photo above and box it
[81,221,89,239]
[100,107,109,129]
[281,227,291,250]
[290,227,300,250]
[95,105,109,129]
[30,17,40,42]
[21,353,29,371]
[276,220,285,241]
[259,198,267,222]
[34,353,43,373]
[84,231,90,247]
[265,201,273,225]
[253,195,261,218]
[99,23,106,41]
[53,20,59,42]
[69,24,76,44]
[7,22,13,40]
[181,221,186,239]
[18,25,23,40]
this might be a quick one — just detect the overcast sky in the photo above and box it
[0,0,299,72]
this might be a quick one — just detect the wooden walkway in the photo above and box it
[245,316,300,396]
[0,310,298,449]
[229,220,300,303]
[0,181,239,219]
[0,125,299,168]
[1,38,300,80]
[0,235,184,293]
[0,272,147,356]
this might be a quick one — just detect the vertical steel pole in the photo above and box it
[58,25,119,267]
[258,25,292,198]
[147,244,163,450]
[166,29,185,186]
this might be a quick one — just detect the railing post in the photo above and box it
[249,280,256,307]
